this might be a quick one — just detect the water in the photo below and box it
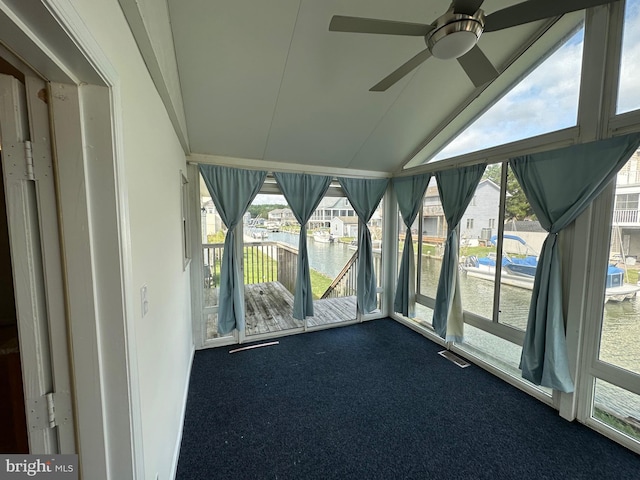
[268,231,355,278]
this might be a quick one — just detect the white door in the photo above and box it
[0,73,76,453]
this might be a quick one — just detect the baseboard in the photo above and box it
[170,344,195,480]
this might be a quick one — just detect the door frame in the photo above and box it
[0,1,143,478]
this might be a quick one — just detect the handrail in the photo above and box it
[321,250,358,299]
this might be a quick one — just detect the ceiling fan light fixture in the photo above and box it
[426,10,485,60]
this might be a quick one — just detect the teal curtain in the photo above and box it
[433,164,486,342]
[273,172,332,320]
[199,165,267,334]
[392,173,431,316]
[338,177,390,314]
[511,133,640,392]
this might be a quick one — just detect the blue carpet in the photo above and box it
[176,319,639,479]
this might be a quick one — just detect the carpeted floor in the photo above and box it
[176,319,639,479]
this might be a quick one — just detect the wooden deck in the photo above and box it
[205,281,357,338]
[245,282,357,335]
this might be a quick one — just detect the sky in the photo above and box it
[432,0,640,162]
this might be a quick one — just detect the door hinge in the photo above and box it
[27,391,72,431]
[24,140,35,181]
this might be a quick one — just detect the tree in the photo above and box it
[482,164,535,220]
[247,204,288,220]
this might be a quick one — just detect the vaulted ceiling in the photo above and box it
[132,1,587,174]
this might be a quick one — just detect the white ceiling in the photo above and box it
[166,0,577,174]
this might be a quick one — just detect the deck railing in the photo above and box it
[203,241,382,303]
[322,251,358,299]
[202,241,298,293]
[275,243,298,293]
[203,243,224,288]
[613,209,639,224]
[321,249,382,304]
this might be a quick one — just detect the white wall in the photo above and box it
[62,1,193,478]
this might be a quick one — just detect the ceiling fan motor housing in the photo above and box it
[426,9,485,59]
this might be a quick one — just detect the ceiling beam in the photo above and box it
[117,0,190,152]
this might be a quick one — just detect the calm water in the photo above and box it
[269,231,355,278]
[266,232,639,420]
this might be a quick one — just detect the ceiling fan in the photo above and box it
[329,0,617,91]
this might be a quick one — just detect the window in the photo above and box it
[410,163,550,394]
[615,193,639,210]
[418,178,446,304]
[589,148,640,444]
[617,0,640,114]
[200,173,229,340]
[430,23,584,162]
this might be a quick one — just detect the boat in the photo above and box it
[250,229,268,239]
[348,239,382,253]
[313,231,334,243]
[462,234,640,303]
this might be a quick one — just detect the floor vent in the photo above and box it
[438,350,471,368]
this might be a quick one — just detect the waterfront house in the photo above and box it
[201,199,224,240]
[613,150,640,260]
[423,184,447,240]
[310,196,357,228]
[267,208,296,226]
[331,216,359,238]
[0,2,639,480]
[460,179,501,242]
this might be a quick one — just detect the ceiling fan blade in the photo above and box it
[370,49,432,92]
[452,0,485,16]
[329,15,434,36]
[484,0,618,32]
[457,45,499,88]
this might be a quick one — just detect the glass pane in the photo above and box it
[459,323,552,396]
[245,193,302,336]
[409,304,434,330]
[308,194,358,324]
[498,165,541,330]
[459,170,501,320]
[598,149,640,374]
[617,0,640,114]
[593,378,640,442]
[372,197,384,311]
[432,25,584,162]
[261,195,358,329]
[419,178,446,299]
[201,174,226,310]
[205,313,220,340]
[397,210,405,276]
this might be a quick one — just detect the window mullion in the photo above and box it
[491,162,508,324]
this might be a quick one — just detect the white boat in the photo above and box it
[348,239,381,253]
[313,231,334,243]
[250,229,268,239]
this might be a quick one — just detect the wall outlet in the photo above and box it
[140,284,149,317]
